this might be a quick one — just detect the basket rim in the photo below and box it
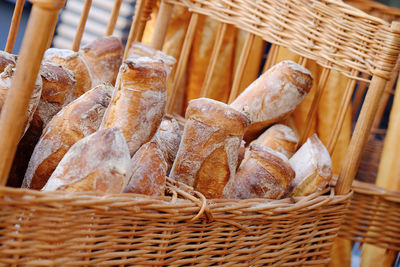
[352,180,400,202]
[0,181,353,224]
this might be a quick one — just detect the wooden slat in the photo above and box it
[228,33,255,103]
[5,0,25,53]
[200,22,227,98]
[151,1,173,50]
[124,0,148,60]
[105,0,123,36]
[166,13,199,114]
[71,0,92,51]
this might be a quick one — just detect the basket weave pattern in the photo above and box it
[339,181,400,251]
[0,184,351,266]
[165,0,400,81]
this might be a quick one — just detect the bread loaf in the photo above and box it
[170,98,250,199]
[251,124,298,158]
[0,51,17,72]
[81,36,123,86]
[22,83,113,190]
[7,62,76,188]
[223,144,295,199]
[285,134,332,196]
[42,128,131,193]
[230,60,313,142]
[123,141,167,196]
[126,42,176,75]
[100,56,168,156]
[0,65,42,135]
[44,48,92,98]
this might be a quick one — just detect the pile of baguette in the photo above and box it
[1,36,333,200]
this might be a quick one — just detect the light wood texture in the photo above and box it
[105,0,123,36]
[0,3,63,186]
[166,13,198,114]
[71,0,92,52]
[5,0,25,53]
[151,1,173,50]
[228,33,255,103]
[336,75,387,195]
[200,22,227,98]
[124,0,148,60]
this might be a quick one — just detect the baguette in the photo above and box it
[44,48,93,98]
[170,98,250,199]
[81,36,123,86]
[22,84,113,190]
[100,56,168,156]
[285,134,332,196]
[251,124,298,158]
[231,60,313,142]
[42,128,131,193]
[7,62,76,188]
[123,141,167,196]
[223,144,294,199]
[122,117,181,195]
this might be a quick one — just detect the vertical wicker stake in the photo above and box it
[105,0,123,36]
[151,1,173,50]
[228,33,255,103]
[136,0,157,42]
[0,0,65,186]
[200,22,227,98]
[5,0,25,53]
[71,0,92,51]
[124,0,147,60]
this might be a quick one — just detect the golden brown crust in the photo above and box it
[123,141,167,196]
[252,124,298,158]
[42,128,131,194]
[100,57,168,156]
[170,98,250,199]
[81,36,123,86]
[223,144,295,199]
[230,60,313,142]
[44,48,92,98]
[22,84,113,190]
[186,98,250,136]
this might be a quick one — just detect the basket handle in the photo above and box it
[0,0,65,187]
[335,22,400,195]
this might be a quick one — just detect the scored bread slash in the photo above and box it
[42,128,131,193]
[286,134,332,197]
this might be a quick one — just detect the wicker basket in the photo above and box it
[0,0,398,265]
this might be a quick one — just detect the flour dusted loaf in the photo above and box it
[127,42,176,75]
[170,98,250,199]
[0,51,17,72]
[0,65,42,136]
[42,128,131,193]
[81,36,123,86]
[223,144,295,199]
[230,60,313,142]
[122,117,182,195]
[251,124,298,158]
[44,48,92,98]
[285,134,332,196]
[22,83,113,190]
[100,56,168,156]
